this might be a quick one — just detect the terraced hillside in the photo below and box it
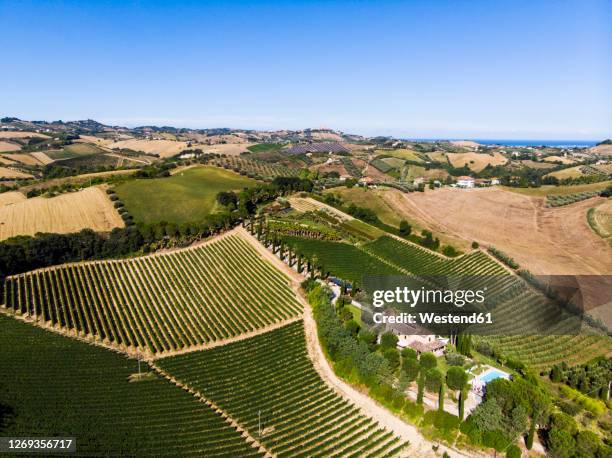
[0,316,262,457]
[158,321,408,457]
[2,233,302,356]
[212,156,301,179]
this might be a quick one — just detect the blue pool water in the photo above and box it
[480,369,509,384]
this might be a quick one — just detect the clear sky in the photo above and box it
[1,0,610,140]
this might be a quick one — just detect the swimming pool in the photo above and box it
[479,368,510,384]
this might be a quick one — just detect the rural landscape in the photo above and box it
[2,1,610,457]
[0,116,610,458]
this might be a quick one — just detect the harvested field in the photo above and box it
[30,151,54,165]
[0,141,21,152]
[0,156,18,165]
[201,143,254,155]
[542,155,575,164]
[385,187,610,275]
[107,139,189,158]
[589,144,612,156]
[545,165,584,179]
[450,140,480,149]
[0,191,26,206]
[0,131,50,139]
[445,152,507,172]
[2,153,45,166]
[0,187,123,240]
[74,134,113,146]
[520,160,556,169]
[375,149,423,162]
[503,180,611,197]
[19,169,136,193]
[382,187,612,324]
[0,167,33,179]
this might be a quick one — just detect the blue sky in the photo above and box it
[1,0,610,139]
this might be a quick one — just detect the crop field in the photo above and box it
[158,322,408,457]
[212,156,300,180]
[2,234,302,355]
[107,139,190,158]
[0,191,26,206]
[0,131,50,139]
[0,140,21,152]
[502,180,611,197]
[0,187,123,240]
[288,196,353,221]
[1,153,45,166]
[282,236,402,285]
[0,166,33,179]
[247,143,284,154]
[445,152,507,172]
[375,148,424,162]
[115,166,257,224]
[0,316,261,457]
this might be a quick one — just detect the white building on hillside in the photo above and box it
[456,176,475,188]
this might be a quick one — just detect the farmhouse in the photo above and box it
[456,176,475,188]
[384,317,448,357]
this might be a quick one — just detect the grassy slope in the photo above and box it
[501,180,611,197]
[375,148,423,162]
[247,143,284,153]
[325,187,403,227]
[115,166,257,224]
[0,316,259,457]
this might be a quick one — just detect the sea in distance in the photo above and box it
[408,139,598,148]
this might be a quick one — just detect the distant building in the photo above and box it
[456,176,475,188]
[358,176,374,186]
[384,318,448,357]
[413,177,425,186]
[490,177,500,185]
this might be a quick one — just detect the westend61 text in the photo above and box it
[373,312,493,325]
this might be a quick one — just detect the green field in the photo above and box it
[247,143,284,154]
[375,148,423,162]
[324,187,403,227]
[502,180,611,197]
[115,166,257,223]
[0,316,260,457]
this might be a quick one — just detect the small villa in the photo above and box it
[456,176,475,188]
[384,319,448,357]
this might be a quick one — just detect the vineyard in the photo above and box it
[158,321,408,457]
[0,316,261,457]
[212,156,301,180]
[363,236,611,369]
[2,233,302,355]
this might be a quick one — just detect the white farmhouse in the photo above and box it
[456,176,475,188]
[384,319,448,357]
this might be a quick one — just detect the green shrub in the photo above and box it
[423,410,460,433]
[402,400,424,421]
[506,444,521,458]
[482,430,510,452]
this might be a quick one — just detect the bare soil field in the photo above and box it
[589,144,612,156]
[445,152,507,172]
[0,191,26,207]
[106,139,189,158]
[0,141,21,152]
[310,162,349,176]
[0,131,50,139]
[386,187,610,275]
[200,143,254,155]
[384,187,612,324]
[0,167,33,179]
[0,187,123,240]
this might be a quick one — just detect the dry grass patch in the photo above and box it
[30,152,54,165]
[200,143,254,155]
[0,191,26,207]
[542,155,575,164]
[107,139,189,158]
[0,131,50,139]
[0,187,123,240]
[0,167,33,179]
[445,152,507,172]
[2,153,45,166]
[0,141,21,152]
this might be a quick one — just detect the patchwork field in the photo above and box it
[0,187,123,240]
[0,131,50,139]
[0,316,261,457]
[0,167,33,179]
[115,166,256,224]
[2,232,302,356]
[107,139,189,158]
[158,322,408,456]
[375,148,424,162]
